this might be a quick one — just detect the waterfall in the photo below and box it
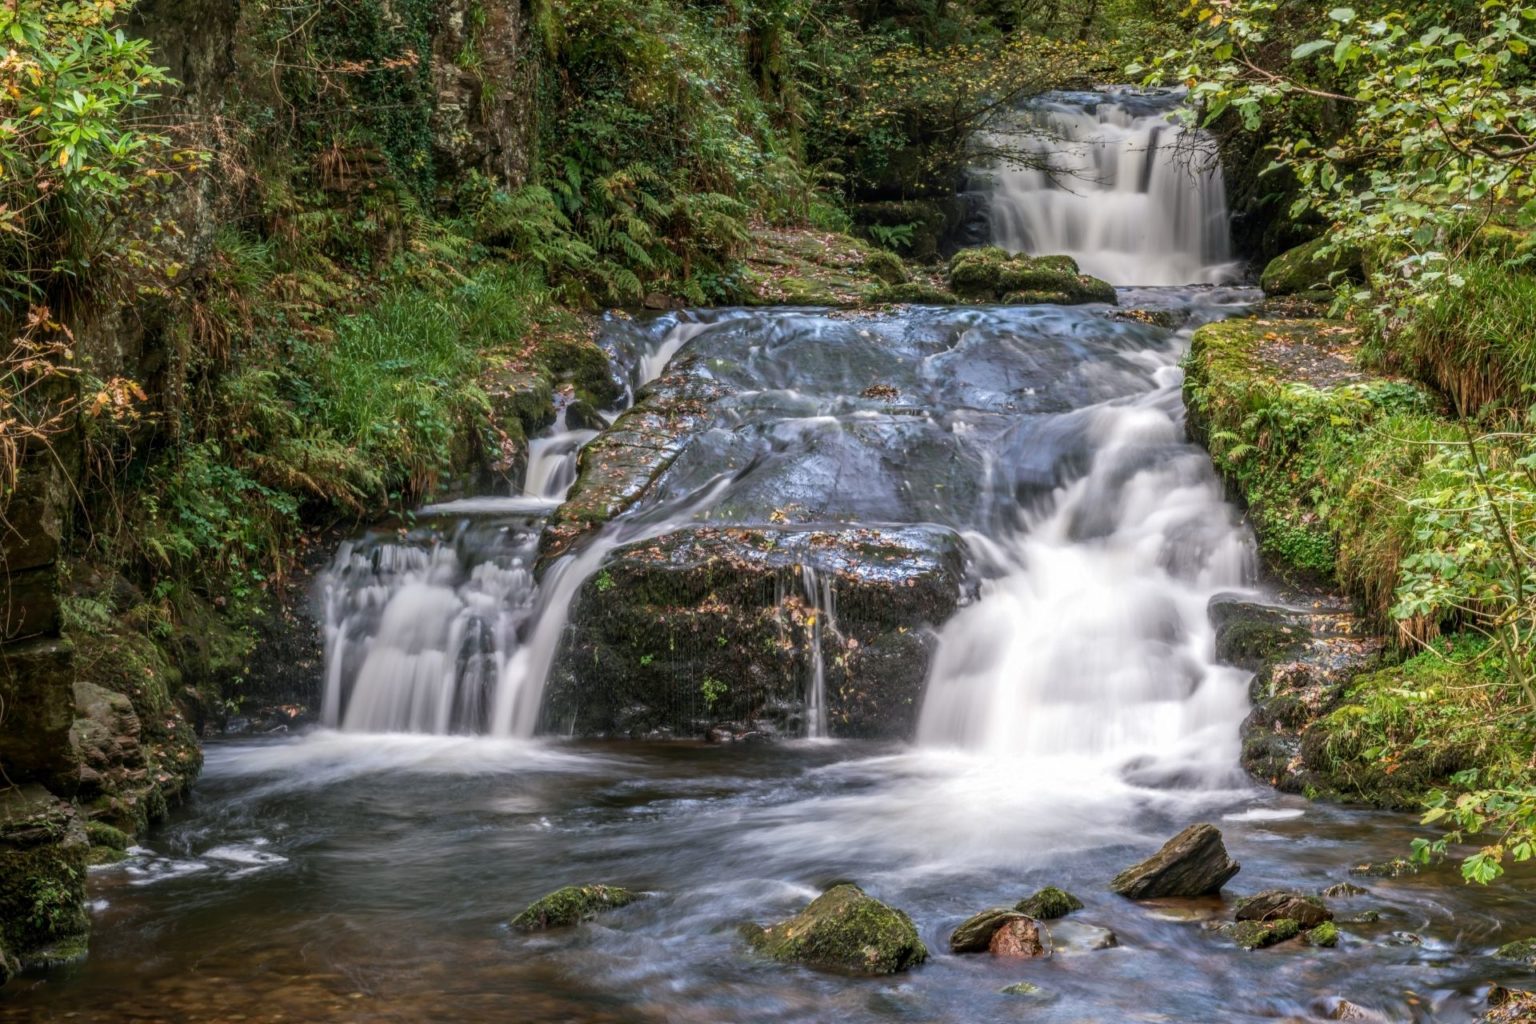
[798,565,837,740]
[986,90,1240,286]
[318,317,714,735]
[916,378,1256,781]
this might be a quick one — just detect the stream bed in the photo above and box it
[5,734,1536,1022]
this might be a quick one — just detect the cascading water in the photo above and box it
[318,318,717,736]
[986,90,1241,286]
[798,565,838,740]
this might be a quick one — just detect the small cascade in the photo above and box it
[319,317,718,736]
[522,406,599,502]
[985,90,1240,286]
[916,379,1256,782]
[798,565,838,740]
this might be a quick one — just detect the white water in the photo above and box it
[319,319,718,736]
[798,565,838,740]
[917,364,1255,781]
[988,91,1240,286]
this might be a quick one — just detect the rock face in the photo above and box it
[1110,824,1240,899]
[1016,887,1083,920]
[510,884,643,931]
[1209,594,1385,796]
[989,917,1048,959]
[950,908,1029,953]
[1234,890,1332,929]
[0,786,89,968]
[744,884,927,975]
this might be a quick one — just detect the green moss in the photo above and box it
[0,840,88,957]
[1304,921,1340,948]
[1000,981,1046,997]
[1496,938,1536,964]
[1260,237,1362,297]
[1015,887,1083,920]
[872,281,958,305]
[862,250,908,285]
[1224,917,1300,950]
[745,884,928,975]
[509,884,643,930]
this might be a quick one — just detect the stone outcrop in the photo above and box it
[1110,824,1240,899]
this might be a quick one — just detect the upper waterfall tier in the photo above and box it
[985,90,1240,287]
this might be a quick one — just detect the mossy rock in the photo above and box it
[862,250,909,286]
[946,247,1115,305]
[872,281,958,305]
[1259,237,1362,297]
[1000,981,1049,997]
[744,884,928,975]
[1303,921,1340,948]
[84,821,129,852]
[1015,887,1083,920]
[509,884,643,931]
[1224,917,1300,950]
[1497,938,1536,965]
[1234,889,1331,929]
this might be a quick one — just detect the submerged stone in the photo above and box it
[510,884,643,931]
[950,907,1027,954]
[744,884,927,975]
[1015,886,1083,920]
[1110,823,1240,899]
[1496,938,1536,965]
[1048,919,1118,952]
[1322,882,1369,898]
[1350,858,1419,879]
[1224,917,1300,950]
[1234,890,1332,929]
[1000,981,1047,997]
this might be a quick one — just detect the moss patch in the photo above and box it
[1015,887,1083,920]
[947,247,1116,305]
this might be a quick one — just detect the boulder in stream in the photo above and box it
[510,884,644,931]
[949,907,1029,953]
[1109,823,1240,899]
[1303,921,1340,948]
[1015,886,1083,920]
[743,884,927,975]
[1496,937,1536,965]
[1234,889,1332,929]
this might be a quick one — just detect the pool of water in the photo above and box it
[7,732,1535,1023]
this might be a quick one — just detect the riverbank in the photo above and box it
[1183,247,1536,878]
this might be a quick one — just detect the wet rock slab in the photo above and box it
[1110,823,1240,899]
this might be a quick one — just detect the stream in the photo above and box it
[6,90,1535,1023]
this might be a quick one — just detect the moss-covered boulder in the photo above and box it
[1234,889,1332,929]
[1015,887,1083,920]
[509,884,643,931]
[946,247,1116,305]
[950,907,1028,953]
[1224,917,1301,950]
[862,249,908,286]
[1259,237,1362,298]
[1496,938,1536,965]
[744,884,927,975]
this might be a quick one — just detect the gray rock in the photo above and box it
[1234,889,1332,929]
[1110,824,1240,899]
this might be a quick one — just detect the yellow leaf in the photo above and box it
[58,149,69,168]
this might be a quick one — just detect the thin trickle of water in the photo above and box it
[987,90,1240,286]
[798,564,837,740]
[522,406,599,501]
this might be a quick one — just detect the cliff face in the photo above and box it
[0,0,545,974]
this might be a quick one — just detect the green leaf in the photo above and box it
[1329,7,1356,23]
[1292,39,1335,59]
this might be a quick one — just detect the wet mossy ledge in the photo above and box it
[1185,310,1536,815]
